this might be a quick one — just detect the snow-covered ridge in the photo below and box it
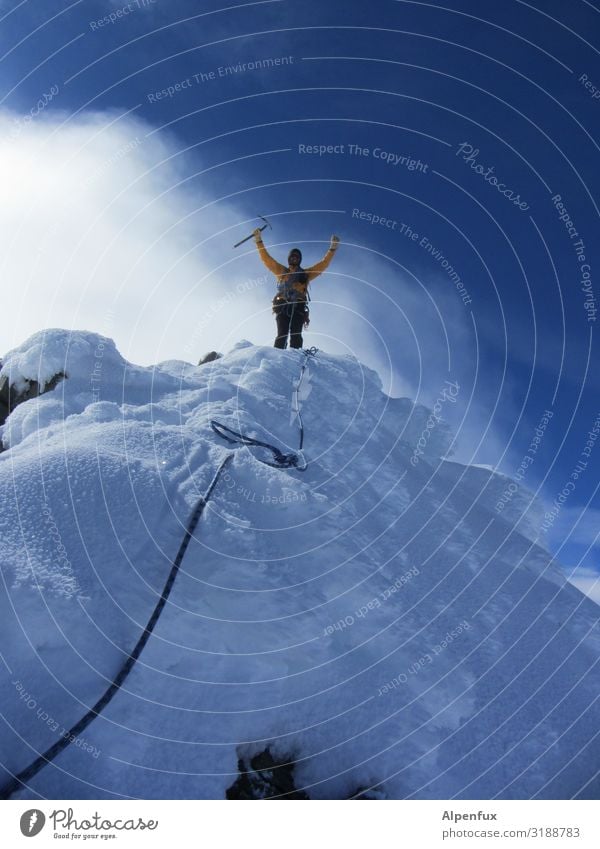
[1,330,598,800]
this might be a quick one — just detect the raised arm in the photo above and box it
[305,235,340,282]
[253,229,287,276]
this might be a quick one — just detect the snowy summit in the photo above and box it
[0,329,598,800]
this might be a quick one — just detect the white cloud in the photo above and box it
[0,107,277,366]
[566,566,600,607]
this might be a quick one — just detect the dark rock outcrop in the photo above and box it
[226,748,309,799]
[198,351,222,365]
[0,371,65,427]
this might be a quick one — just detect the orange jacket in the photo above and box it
[255,239,338,303]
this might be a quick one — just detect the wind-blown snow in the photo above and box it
[0,329,598,800]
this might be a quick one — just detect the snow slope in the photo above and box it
[0,329,599,800]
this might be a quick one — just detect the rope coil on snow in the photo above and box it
[0,452,233,800]
[209,421,306,470]
[211,347,317,468]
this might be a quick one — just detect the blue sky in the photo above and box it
[0,0,599,592]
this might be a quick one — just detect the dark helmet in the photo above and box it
[288,247,302,265]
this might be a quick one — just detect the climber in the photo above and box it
[253,229,340,349]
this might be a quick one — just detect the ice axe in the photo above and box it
[233,215,272,249]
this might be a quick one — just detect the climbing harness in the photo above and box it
[0,453,233,800]
[0,349,317,799]
[211,347,318,469]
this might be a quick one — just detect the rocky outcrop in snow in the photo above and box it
[0,364,65,428]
